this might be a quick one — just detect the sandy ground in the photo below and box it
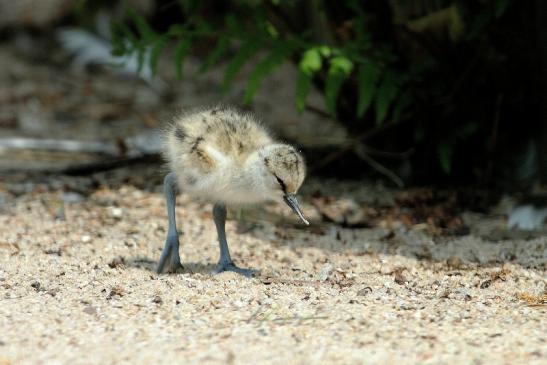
[0,31,545,365]
[0,174,545,365]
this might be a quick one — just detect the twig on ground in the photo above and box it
[305,104,412,183]
[0,138,120,156]
[62,155,160,175]
[516,293,547,306]
[0,133,162,174]
[0,242,20,254]
[353,144,404,187]
[261,277,327,287]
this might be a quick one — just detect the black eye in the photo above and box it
[275,175,286,192]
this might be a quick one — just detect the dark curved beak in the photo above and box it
[283,194,309,225]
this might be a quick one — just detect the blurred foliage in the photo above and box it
[110,0,546,183]
[112,0,412,121]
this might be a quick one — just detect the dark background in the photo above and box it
[1,0,545,192]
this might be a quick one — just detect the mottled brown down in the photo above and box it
[163,106,306,205]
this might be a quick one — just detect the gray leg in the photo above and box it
[212,203,254,277]
[157,173,183,273]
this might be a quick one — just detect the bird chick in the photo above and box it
[158,105,308,277]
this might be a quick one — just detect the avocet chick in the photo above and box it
[158,105,308,277]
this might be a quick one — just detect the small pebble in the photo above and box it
[317,264,333,281]
[111,207,123,218]
[108,286,125,299]
[83,306,97,315]
[61,192,84,203]
[108,257,125,269]
[394,272,408,285]
[357,287,373,296]
[447,256,463,269]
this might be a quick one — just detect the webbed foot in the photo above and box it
[212,261,255,277]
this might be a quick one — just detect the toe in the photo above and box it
[229,265,254,278]
[157,259,183,274]
[213,262,255,277]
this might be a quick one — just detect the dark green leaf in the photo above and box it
[115,21,138,48]
[136,45,145,75]
[244,47,290,104]
[174,37,192,79]
[437,143,453,174]
[225,14,241,35]
[325,56,354,116]
[295,69,312,112]
[265,21,279,38]
[126,8,156,42]
[167,24,185,37]
[149,37,167,76]
[223,40,260,91]
[195,16,213,33]
[356,61,381,118]
[374,71,399,125]
[199,37,230,73]
[110,23,129,56]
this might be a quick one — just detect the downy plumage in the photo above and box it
[157,105,308,276]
